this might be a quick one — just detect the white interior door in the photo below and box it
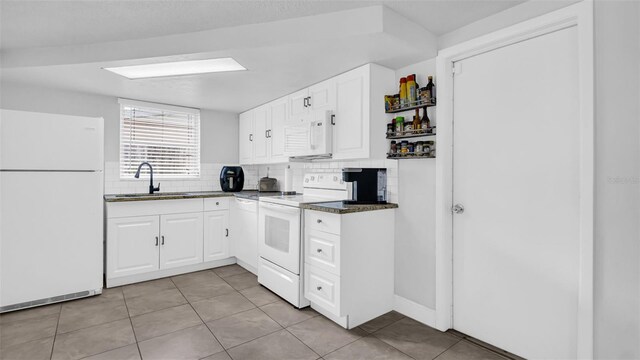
[452,26,580,359]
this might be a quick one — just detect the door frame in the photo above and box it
[434,1,594,358]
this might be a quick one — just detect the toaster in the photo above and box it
[259,177,278,192]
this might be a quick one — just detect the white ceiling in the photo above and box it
[0,1,525,113]
[0,1,524,49]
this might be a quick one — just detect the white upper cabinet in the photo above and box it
[269,97,288,163]
[239,111,254,164]
[159,212,204,270]
[308,78,336,113]
[333,66,369,160]
[289,88,310,120]
[238,63,394,165]
[253,105,270,163]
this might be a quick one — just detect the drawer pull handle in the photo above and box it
[316,286,322,291]
[316,219,322,223]
[155,236,159,246]
[316,248,322,253]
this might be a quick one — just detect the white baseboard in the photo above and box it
[236,259,257,275]
[393,294,437,328]
[106,257,236,287]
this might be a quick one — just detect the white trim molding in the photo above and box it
[434,1,594,358]
[394,295,436,328]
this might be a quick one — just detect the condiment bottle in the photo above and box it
[407,75,417,105]
[399,77,408,107]
[421,107,431,131]
[426,76,436,104]
[412,110,421,131]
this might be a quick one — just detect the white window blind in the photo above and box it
[119,99,200,179]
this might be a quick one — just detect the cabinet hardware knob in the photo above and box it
[316,248,322,253]
[216,202,219,205]
[316,219,322,223]
[161,235,165,245]
[155,236,159,246]
[316,286,322,291]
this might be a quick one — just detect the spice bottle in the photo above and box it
[399,77,408,107]
[426,76,436,104]
[421,107,431,131]
[395,116,404,134]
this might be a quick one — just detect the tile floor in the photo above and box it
[0,265,513,360]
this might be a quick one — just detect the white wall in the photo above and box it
[437,1,640,358]
[0,82,240,194]
[593,1,640,359]
[392,59,438,310]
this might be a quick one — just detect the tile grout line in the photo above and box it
[121,286,144,360]
[49,310,62,360]
[170,275,234,360]
[251,301,321,358]
[430,338,464,360]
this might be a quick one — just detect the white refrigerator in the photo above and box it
[0,109,104,312]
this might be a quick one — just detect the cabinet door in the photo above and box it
[203,211,230,261]
[333,66,369,159]
[253,105,270,163]
[160,213,203,269]
[269,97,288,163]
[107,216,160,278]
[289,88,309,120]
[309,78,336,113]
[239,111,254,165]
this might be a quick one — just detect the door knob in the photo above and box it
[452,204,465,214]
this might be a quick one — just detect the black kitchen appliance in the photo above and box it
[220,166,245,192]
[342,168,387,204]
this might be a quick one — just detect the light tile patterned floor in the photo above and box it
[0,265,514,360]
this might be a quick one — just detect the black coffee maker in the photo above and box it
[220,166,244,192]
[342,168,387,204]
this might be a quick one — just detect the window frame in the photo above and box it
[118,98,201,180]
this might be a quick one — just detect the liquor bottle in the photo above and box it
[426,76,436,104]
[421,107,431,131]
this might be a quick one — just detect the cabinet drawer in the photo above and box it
[305,229,340,275]
[204,197,230,211]
[305,210,340,235]
[305,263,340,316]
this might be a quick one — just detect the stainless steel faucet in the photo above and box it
[134,162,160,194]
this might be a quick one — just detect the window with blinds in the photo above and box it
[119,99,200,179]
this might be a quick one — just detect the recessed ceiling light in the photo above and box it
[104,58,246,79]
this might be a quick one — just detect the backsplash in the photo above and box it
[104,160,398,203]
[104,162,234,194]
[243,159,399,203]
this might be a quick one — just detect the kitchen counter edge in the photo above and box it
[301,201,399,214]
[104,190,272,202]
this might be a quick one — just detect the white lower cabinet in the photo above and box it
[160,213,203,269]
[107,215,160,278]
[203,210,230,261]
[106,198,234,287]
[304,209,395,329]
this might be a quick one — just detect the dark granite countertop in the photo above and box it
[104,190,282,202]
[301,201,399,214]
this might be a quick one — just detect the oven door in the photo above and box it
[258,201,301,274]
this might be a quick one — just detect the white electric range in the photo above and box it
[257,172,348,307]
